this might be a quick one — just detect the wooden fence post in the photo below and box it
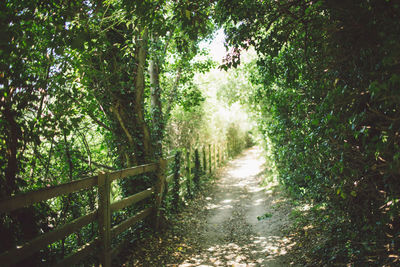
[217,145,220,167]
[154,158,167,230]
[220,144,223,164]
[223,143,226,162]
[220,145,223,164]
[194,148,200,189]
[208,144,212,174]
[216,144,218,168]
[186,149,192,198]
[172,151,181,211]
[202,145,206,174]
[213,144,216,170]
[98,172,111,267]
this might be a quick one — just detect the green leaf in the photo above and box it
[257,212,273,221]
[311,119,319,126]
[185,10,191,20]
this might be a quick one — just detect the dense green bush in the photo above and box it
[216,0,400,264]
[0,0,215,264]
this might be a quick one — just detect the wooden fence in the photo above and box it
[0,143,228,267]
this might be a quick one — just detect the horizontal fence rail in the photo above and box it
[0,143,228,267]
[0,175,98,213]
[110,187,154,213]
[0,211,98,266]
[108,163,157,182]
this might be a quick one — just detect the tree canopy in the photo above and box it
[1,0,399,265]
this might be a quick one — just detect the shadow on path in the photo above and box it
[124,147,296,267]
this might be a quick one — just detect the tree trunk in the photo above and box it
[133,27,152,163]
[149,35,163,158]
[165,66,182,121]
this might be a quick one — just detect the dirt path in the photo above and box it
[124,147,295,266]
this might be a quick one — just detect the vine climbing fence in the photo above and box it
[0,143,229,267]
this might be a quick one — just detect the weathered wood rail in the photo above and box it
[0,143,228,267]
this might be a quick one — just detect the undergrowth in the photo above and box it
[286,198,400,266]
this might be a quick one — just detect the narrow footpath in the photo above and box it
[124,147,295,266]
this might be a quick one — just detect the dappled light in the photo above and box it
[205,199,234,211]
[225,151,264,180]
[123,147,295,266]
[3,0,396,266]
[179,234,294,267]
[176,147,295,266]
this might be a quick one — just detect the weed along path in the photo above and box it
[124,147,295,266]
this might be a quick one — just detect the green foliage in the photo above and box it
[216,0,400,264]
[257,212,272,221]
[0,0,217,264]
[226,122,246,157]
[180,86,206,112]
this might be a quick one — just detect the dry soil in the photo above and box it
[124,147,296,267]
